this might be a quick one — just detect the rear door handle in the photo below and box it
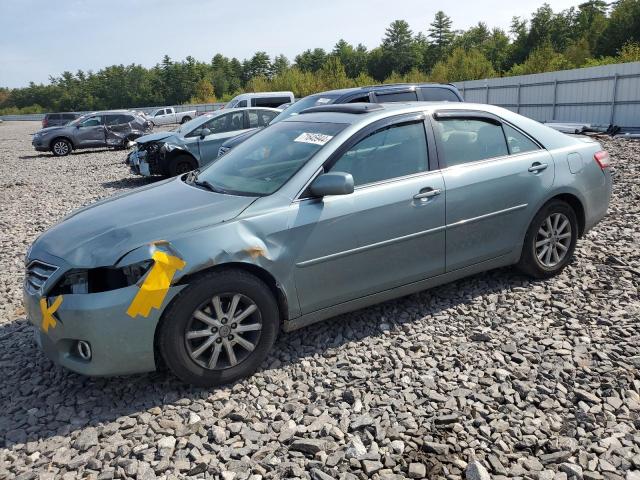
[413,188,441,200]
[528,162,548,173]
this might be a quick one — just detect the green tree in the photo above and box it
[430,47,495,82]
[596,0,640,56]
[428,11,455,62]
[294,48,327,72]
[380,20,419,75]
[508,42,573,75]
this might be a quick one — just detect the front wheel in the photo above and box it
[167,154,196,177]
[517,200,578,279]
[158,270,279,386]
[51,138,72,156]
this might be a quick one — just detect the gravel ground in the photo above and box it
[0,121,638,480]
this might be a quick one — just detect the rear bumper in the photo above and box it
[583,169,613,234]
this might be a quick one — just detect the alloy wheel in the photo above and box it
[53,141,69,155]
[535,212,572,268]
[184,293,262,370]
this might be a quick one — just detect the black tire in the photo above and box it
[158,269,280,387]
[51,138,72,156]
[517,200,578,279]
[180,116,192,124]
[168,154,196,177]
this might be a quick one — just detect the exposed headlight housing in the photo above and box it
[50,260,153,295]
[160,143,176,153]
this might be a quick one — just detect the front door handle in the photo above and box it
[528,162,548,173]
[413,188,442,200]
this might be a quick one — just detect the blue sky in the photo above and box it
[0,0,581,87]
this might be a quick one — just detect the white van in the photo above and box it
[225,91,294,109]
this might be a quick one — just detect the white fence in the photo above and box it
[454,62,640,127]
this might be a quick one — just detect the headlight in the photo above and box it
[50,260,153,295]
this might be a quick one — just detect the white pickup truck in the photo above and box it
[148,107,196,125]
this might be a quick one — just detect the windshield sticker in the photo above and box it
[316,98,332,104]
[294,132,333,146]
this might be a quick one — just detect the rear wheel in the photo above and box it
[168,154,196,177]
[517,200,578,278]
[159,270,279,386]
[51,138,72,156]
[180,116,192,124]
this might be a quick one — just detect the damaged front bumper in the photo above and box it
[127,149,152,176]
[24,254,185,376]
[127,145,165,177]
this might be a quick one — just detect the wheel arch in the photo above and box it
[49,136,75,149]
[153,262,289,370]
[549,193,585,237]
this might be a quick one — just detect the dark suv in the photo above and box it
[32,110,152,156]
[42,112,81,128]
[217,83,463,156]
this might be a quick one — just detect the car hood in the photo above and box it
[37,125,70,135]
[31,177,256,267]
[135,131,178,144]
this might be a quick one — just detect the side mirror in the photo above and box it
[310,172,354,197]
[200,128,211,139]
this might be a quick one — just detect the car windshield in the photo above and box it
[176,114,215,135]
[68,114,92,126]
[269,94,341,124]
[194,120,346,196]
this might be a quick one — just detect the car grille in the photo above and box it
[25,260,59,295]
[218,146,230,157]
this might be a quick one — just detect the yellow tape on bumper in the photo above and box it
[126,251,186,318]
[40,295,63,333]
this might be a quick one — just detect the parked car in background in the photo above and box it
[32,111,152,156]
[224,91,294,109]
[25,102,611,386]
[217,83,463,157]
[42,112,81,128]
[127,107,280,177]
[148,107,196,126]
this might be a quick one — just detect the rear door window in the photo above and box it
[329,121,429,186]
[49,114,61,120]
[374,91,418,103]
[247,110,278,128]
[433,118,508,167]
[421,88,460,102]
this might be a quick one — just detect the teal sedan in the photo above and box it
[127,107,280,177]
[26,102,611,386]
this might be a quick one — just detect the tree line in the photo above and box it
[1,0,639,115]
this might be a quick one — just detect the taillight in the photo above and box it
[42,118,47,128]
[594,151,610,169]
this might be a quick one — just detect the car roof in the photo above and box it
[233,91,293,99]
[312,83,459,97]
[284,101,581,151]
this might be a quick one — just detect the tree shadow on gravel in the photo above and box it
[19,149,120,160]
[0,266,533,448]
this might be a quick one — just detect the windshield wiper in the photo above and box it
[194,179,229,194]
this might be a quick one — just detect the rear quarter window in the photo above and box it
[421,88,460,102]
[375,91,419,103]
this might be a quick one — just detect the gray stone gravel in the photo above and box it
[0,121,638,479]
